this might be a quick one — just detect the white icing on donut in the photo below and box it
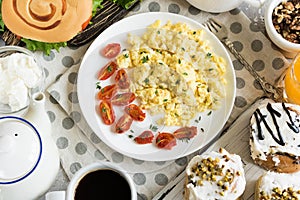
[258,171,300,199]
[250,103,300,161]
[185,148,246,200]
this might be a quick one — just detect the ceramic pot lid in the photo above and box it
[0,116,42,184]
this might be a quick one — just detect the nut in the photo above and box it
[272,0,300,44]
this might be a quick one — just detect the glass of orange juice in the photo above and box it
[283,52,300,105]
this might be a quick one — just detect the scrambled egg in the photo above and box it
[117,20,227,126]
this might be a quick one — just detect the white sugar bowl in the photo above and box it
[0,92,60,200]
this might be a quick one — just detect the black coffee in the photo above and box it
[74,169,132,200]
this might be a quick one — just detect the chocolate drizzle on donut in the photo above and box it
[282,102,300,133]
[253,103,300,146]
[13,0,65,30]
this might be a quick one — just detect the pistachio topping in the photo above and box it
[188,155,240,194]
[259,187,300,200]
[185,149,246,199]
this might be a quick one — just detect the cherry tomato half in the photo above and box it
[99,100,115,125]
[115,69,130,89]
[124,104,146,121]
[111,93,135,106]
[101,43,121,59]
[173,126,197,140]
[97,84,117,100]
[115,114,133,134]
[134,130,154,144]
[155,132,177,150]
[98,61,118,80]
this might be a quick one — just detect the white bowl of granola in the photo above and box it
[265,0,300,58]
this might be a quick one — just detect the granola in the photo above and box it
[272,0,300,44]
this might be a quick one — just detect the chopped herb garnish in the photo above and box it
[158,62,164,65]
[200,128,204,132]
[150,124,158,132]
[140,51,147,54]
[178,31,182,34]
[102,107,107,113]
[130,130,134,133]
[144,78,149,84]
[208,68,214,71]
[179,138,190,143]
[107,65,112,72]
[124,53,129,58]
[163,99,168,102]
[96,82,101,90]
[175,79,180,84]
[181,47,185,51]
[195,116,202,123]
[191,55,196,59]
[206,52,212,58]
[207,111,212,116]
[175,113,179,117]
[155,90,158,95]
[178,59,181,64]
[155,49,162,54]
[157,30,160,34]
[183,72,188,76]
[128,134,134,138]
[193,31,196,35]
[142,55,149,63]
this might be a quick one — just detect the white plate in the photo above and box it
[77,12,236,161]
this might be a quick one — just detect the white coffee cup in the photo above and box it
[45,162,137,200]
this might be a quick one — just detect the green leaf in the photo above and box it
[0,0,4,32]
[0,15,4,32]
[92,0,104,17]
[112,0,139,9]
[21,38,67,56]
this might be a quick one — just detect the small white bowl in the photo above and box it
[265,0,300,58]
[186,0,263,13]
[0,46,44,116]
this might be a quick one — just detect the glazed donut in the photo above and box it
[184,148,246,200]
[250,102,300,173]
[255,171,300,200]
[1,0,92,42]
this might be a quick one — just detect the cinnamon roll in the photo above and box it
[1,0,92,42]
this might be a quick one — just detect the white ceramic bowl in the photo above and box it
[0,46,44,116]
[265,0,300,58]
[186,0,241,13]
[186,0,263,13]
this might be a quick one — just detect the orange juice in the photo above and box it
[284,53,300,105]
